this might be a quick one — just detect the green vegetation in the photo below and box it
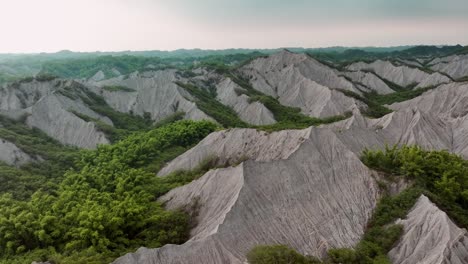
[246,188,419,264]
[327,188,420,263]
[35,73,57,82]
[71,85,155,142]
[0,120,218,264]
[247,245,321,264]
[250,94,351,131]
[0,115,78,199]
[362,145,468,227]
[176,82,249,128]
[228,75,351,131]
[365,86,436,106]
[40,56,163,79]
[334,89,392,118]
[325,145,468,263]
[102,85,135,92]
[248,145,468,263]
[456,76,468,82]
[334,82,437,119]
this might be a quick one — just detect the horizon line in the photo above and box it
[0,44,466,56]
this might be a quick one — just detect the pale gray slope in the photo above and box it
[88,70,214,122]
[240,50,362,118]
[0,79,111,148]
[176,68,276,125]
[114,81,468,264]
[215,78,276,125]
[389,195,468,264]
[389,82,468,156]
[0,138,32,166]
[114,128,380,264]
[158,127,311,176]
[25,94,110,149]
[346,60,451,88]
[430,54,468,80]
[89,70,106,82]
[342,71,394,94]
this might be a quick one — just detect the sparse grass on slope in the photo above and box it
[229,75,352,131]
[175,81,249,128]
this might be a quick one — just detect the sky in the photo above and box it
[0,0,467,53]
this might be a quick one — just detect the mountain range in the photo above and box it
[1,45,468,264]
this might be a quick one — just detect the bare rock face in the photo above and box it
[342,71,394,94]
[114,127,381,264]
[346,60,451,88]
[89,70,106,82]
[89,70,214,122]
[25,94,109,149]
[430,54,468,80]
[0,138,32,166]
[215,78,276,125]
[0,79,57,116]
[388,195,468,264]
[240,50,362,118]
[113,81,468,264]
[0,79,110,148]
[389,82,468,157]
[158,127,311,176]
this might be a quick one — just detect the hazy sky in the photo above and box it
[0,0,467,53]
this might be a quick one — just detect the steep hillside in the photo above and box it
[429,54,468,80]
[389,195,468,264]
[240,50,363,118]
[114,81,468,264]
[346,60,451,88]
[115,127,381,263]
[87,70,214,123]
[0,78,110,148]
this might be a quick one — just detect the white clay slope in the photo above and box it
[240,50,362,118]
[112,81,468,264]
[88,70,214,122]
[342,71,394,94]
[114,127,380,264]
[0,79,110,148]
[0,138,32,166]
[346,60,451,88]
[388,195,468,264]
[215,78,276,125]
[430,54,468,80]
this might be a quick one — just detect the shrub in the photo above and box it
[247,245,321,264]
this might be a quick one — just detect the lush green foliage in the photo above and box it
[247,245,321,264]
[0,120,218,263]
[0,115,78,199]
[40,56,163,79]
[362,145,468,227]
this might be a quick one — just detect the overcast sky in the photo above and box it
[0,0,467,53]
